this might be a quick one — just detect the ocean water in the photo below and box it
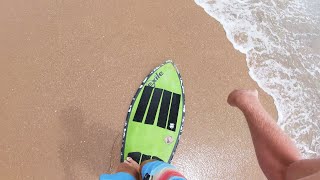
[195,0,320,157]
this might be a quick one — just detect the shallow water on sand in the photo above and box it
[195,0,320,157]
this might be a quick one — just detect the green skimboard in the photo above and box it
[120,60,185,164]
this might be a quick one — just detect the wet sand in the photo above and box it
[0,0,277,179]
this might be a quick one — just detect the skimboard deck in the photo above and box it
[120,60,185,164]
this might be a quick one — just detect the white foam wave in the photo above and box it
[195,0,320,157]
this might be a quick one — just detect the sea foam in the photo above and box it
[195,0,320,157]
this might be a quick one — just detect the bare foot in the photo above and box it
[227,89,259,108]
[124,157,140,174]
[116,157,141,179]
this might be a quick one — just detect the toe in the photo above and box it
[124,160,130,165]
[126,157,133,163]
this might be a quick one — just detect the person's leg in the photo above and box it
[99,157,186,180]
[100,157,140,180]
[296,171,320,180]
[227,89,301,180]
[140,160,186,180]
[117,157,140,179]
[286,159,320,180]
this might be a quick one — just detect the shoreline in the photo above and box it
[195,0,320,158]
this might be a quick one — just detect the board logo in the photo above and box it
[164,136,174,144]
[147,71,164,87]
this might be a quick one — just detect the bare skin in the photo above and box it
[228,89,320,180]
[115,158,163,180]
[116,157,141,180]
